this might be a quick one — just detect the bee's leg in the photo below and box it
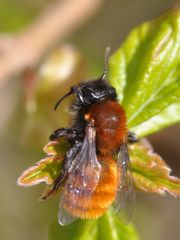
[128,131,138,143]
[42,140,82,200]
[58,140,82,181]
[49,128,77,141]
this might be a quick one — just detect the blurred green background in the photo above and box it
[0,0,179,240]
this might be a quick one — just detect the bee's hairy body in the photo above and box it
[64,100,127,219]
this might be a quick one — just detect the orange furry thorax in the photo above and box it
[89,100,127,154]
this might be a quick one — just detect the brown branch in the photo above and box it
[0,0,103,88]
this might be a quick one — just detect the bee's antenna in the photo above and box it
[102,46,111,81]
[54,90,72,111]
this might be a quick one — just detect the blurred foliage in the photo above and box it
[38,45,84,94]
[8,44,86,151]
[17,8,180,240]
[0,0,52,31]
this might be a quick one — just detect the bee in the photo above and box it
[43,48,137,225]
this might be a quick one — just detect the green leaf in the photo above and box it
[109,9,180,137]
[130,102,180,137]
[48,211,140,240]
[129,139,180,196]
[49,219,98,240]
[98,211,140,240]
[43,140,68,156]
[17,156,61,186]
[17,140,68,186]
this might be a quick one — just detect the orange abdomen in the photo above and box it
[63,157,117,219]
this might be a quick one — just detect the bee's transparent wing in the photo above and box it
[58,122,101,225]
[58,197,77,225]
[113,143,136,224]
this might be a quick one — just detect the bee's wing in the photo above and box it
[58,122,101,226]
[113,143,136,224]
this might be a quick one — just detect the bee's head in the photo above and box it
[54,47,117,110]
[75,78,117,105]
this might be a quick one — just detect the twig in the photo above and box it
[0,0,103,88]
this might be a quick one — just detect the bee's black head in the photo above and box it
[54,47,117,111]
[74,78,117,105]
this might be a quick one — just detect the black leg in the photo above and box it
[128,131,138,143]
[61,140,82,174]
[42,139,82,199]
[49,128,77,141]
